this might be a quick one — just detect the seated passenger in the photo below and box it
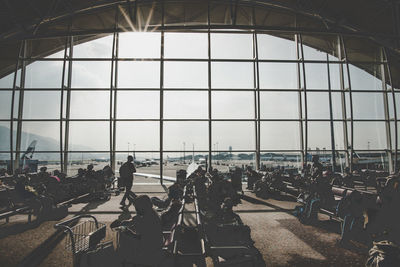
[217,197,243,225]
[151,182,183,209]
[118,195,163,266]
[245,166,259,190]
[336,190,364,245]
[231,167,243,193]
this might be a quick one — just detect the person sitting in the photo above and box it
[160,191,183,231]
[152,182,183,209]
[117,195,164,266]
[246,166,259,190]
[342,167,354,188]
[217,197,243,225]
[336,190,364,246]
[231,167,243,194]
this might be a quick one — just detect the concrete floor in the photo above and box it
[0,182,368,267]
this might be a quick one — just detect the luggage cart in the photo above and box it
[54,215,108,267]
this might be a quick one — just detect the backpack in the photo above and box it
[119,163,129,178]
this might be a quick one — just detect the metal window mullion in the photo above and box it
[59,36,69,173]
[63,37,73,173]
[253,32,261,170]
[109,30,117,172]
[9,43,23,173]
[295,34,304,165]
[337,35,349,168]
[380,49,392,172]
[326,54,336,171]
[341,36,355,172]
[112,31,119,172]
[207,10,212,172]
[299,34,308,163]
[15,40,27,170]
[383,48,398,172]
[160,29,164,185]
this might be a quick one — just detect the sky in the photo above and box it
[0,32,398,154]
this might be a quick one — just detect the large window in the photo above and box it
[0,30,398,176]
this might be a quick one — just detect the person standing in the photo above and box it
[120,155,137,207]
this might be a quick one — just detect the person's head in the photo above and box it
[133,195,153,216]
[246,166,252,172]
[40,166,47,173]
[222,197,234,212]
[87,164,94,170]
[312,155,319,163]
[127,155,134,162]
[78,168,85,175]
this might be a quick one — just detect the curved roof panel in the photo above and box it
[0,0,399,86]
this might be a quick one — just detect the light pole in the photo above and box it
[127,142,130,156]
[133,143,136,159]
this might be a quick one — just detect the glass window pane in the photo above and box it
[259,63,297,89]
[25,61,63,88]
[70,91,109,119]
[332,92,343,119]
[212,92,254,119]
[118,61,160,88]
[164,91,207,119]
[0,122,11,151]
[329,63,342,89]
[396,93,400,119]
[117,152,161,183]
[69,122,109,151]
[0,73,14,88]
[260,152,302,171]
[333,122,345,150]
[164,62,208,89]
[308,122,331,150]
[305,63,329,89]
[0,91,11,119]
[260,122,300,150]
[116,122,159,151]
[212,62,253,89]
[117,91,159,119]
[164,122,208,151]
[211,33,253,59]
[257,34,296,60]
[307,92,330,119]
[67,153,110,176]
[212,122,255,150]
[23,91,60,119]
[349,64,383,91]
[352,93,385,119]
[73,35,113,58]
[212,152,256,172]
[165,33,207,59]
[72,61,111,88]
[302,45,328,61]
[260,92,298,119]
[21,122,59,151]
[119,32,161,58]
[354,122,387,149]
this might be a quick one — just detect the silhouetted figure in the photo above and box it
[336,190,364,245]
[246,166,259,190]
[342,167,354,188]
[119,155,137,207]
[231,167,243,193]
[118,195,163,266]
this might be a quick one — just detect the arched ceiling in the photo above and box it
[0,0,400,86]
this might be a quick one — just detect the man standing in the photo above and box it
[120,155,137,207]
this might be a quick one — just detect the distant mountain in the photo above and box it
[0,125,102,160]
